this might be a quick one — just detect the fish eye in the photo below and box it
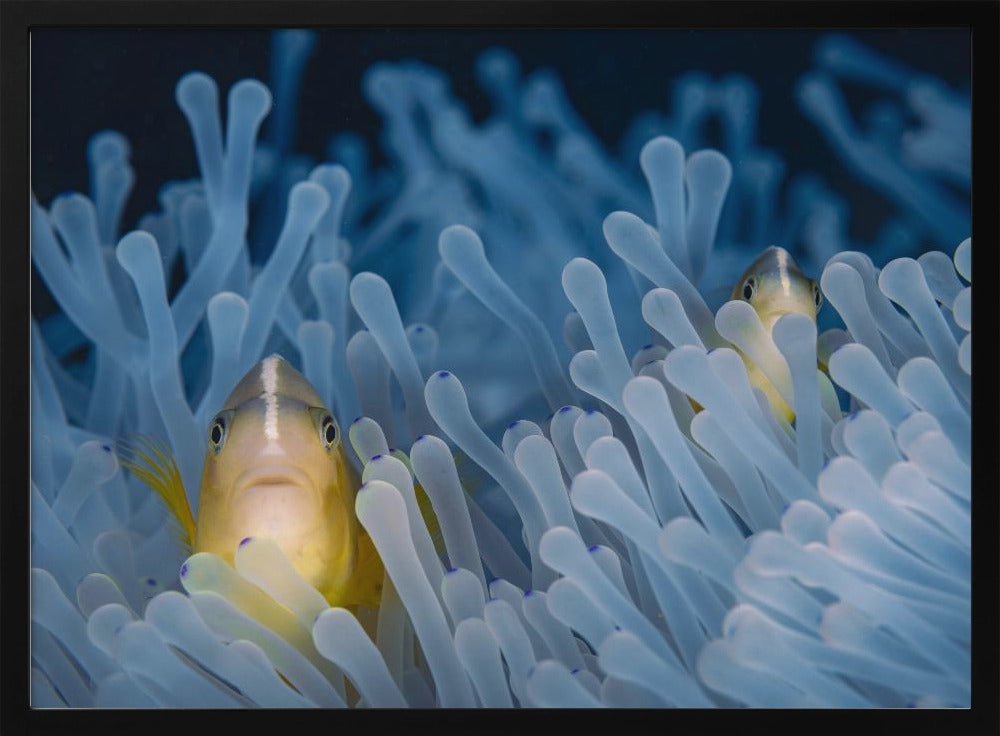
[309,407,339,454]
[813,283,823,309]
[742,277,756,301]
[321,414,338,451]
[208,414,229,455]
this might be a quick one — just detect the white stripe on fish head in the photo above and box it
[261,354,281,447]
[778,247,792,296]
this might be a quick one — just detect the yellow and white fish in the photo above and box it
[730,245,823,422]
[119,354,385,608]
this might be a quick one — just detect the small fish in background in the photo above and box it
[729,245,824,422]
[118,354,391,608]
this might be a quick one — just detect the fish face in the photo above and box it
[731,245,822,331]
[194,355,357,597]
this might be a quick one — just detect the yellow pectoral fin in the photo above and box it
[339,530,385,608]
[115,435,196,552]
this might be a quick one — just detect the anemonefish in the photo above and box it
[729,245,823,423]
[118,354,388,608]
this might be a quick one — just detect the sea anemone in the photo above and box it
[30,30,971,708]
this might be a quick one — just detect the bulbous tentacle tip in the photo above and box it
[438,223,484,259]
[228,78,273,119]
[49,192,95,223]
[309,162,352,190]
[87,130,131,164]
[639,135,685,174]
[796,71,841,119]
[275,28,317,56]
[115,230,160,272]
[175,71,218,110]
[361,63,401,109]
[286,180,331,219]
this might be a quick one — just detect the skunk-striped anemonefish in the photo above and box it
[118,354,384,608]
[730,245,824,423]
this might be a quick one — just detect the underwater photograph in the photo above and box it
[27,22,977,710]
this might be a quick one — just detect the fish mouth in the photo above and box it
[231,464,316,501]
[227,464,323,548]
[761,307,813,332]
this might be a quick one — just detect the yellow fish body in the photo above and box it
[120,354,384,608]
[729,245,823,423]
